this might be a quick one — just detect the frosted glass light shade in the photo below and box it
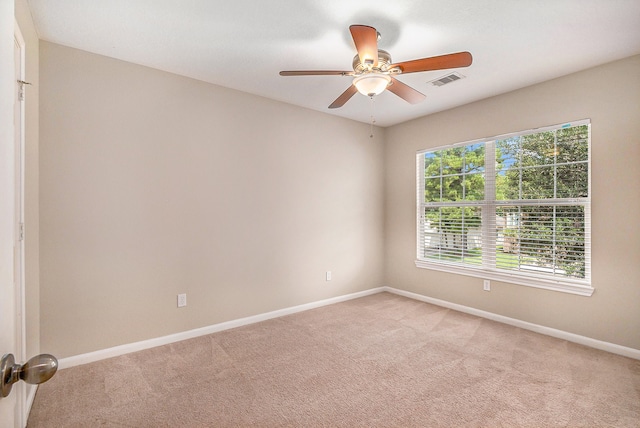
[353,73,391,96]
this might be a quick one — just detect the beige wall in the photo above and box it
[385,55,640,350]
[39,42,385,358]
[39,39,640,358]
[16,0,40,362]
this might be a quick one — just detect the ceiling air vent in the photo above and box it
[429,72,465,87]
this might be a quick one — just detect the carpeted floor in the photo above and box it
[28,292,640,427]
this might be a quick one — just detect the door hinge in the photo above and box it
[19,223,25,241]
[17,80,31,102]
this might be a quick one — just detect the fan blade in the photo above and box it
[280,70,354,76]
[349,25,378,68]
[390,51,472,74]
[328,85,358,109]
[387,77,426,104]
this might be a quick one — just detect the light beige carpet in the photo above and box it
[28,292,640,427]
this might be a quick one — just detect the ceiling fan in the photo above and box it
[280,25,473,109]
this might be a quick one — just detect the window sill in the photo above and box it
[414,259,594,296]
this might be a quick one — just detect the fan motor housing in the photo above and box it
[352,50,394,73]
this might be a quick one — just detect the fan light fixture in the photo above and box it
[353,73,391,97]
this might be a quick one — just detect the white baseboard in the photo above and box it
[59,285,639,369]
[383,286,640,360]
[59,287,384,369]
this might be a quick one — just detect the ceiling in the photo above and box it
[27,0,640,127]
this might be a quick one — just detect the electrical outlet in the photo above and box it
[177,293,187,307]
[483,280,490,291]
[326,271,332,281]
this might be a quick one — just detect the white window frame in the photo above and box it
[415,120,593,296]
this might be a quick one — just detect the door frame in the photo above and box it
[1,3,19,424]
[13,19,28,428]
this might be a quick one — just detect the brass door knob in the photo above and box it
[1,353,58,398]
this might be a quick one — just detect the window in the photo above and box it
[416,120,592,295]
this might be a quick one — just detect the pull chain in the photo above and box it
[369,95,376,138]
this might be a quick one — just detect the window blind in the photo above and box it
[416,120,591,294]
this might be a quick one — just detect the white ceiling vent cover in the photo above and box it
[429,72,465,87]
